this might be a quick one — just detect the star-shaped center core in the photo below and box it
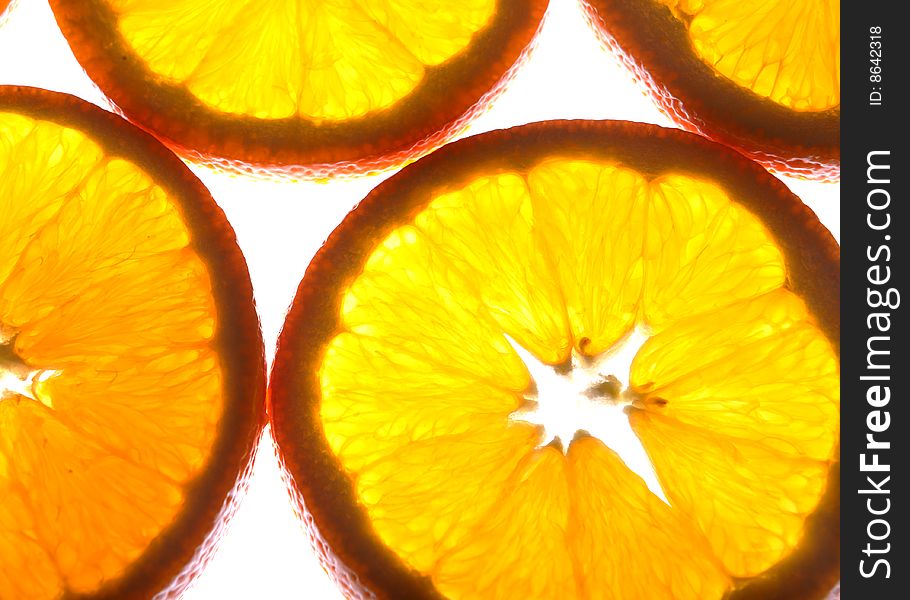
[1,328,57,407]
[507,326,668,504]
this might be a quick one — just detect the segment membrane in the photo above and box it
[0,114,222,598]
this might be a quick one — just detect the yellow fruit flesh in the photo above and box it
[319,158,839,598]
[660,0,839,110]
[109,0,496,120]
[0,113,222,598]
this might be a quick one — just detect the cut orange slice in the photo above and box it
[0,86,265,599]
[270,120,839,599]
[48,0,548,177]
[581,0,839,180]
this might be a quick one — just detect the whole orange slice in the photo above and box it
[581,0,839,180]
[270,120,839,599]
[47,0,548,178]
[0,86,265,599]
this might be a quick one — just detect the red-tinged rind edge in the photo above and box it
[580,0,840,181]
[269,120,840,600]
[48,0,550,179]
[0,0,16,24]
[0,86,267,600]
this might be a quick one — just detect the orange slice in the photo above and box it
[47,0,548,177]
[0,86,265,598]
[581,0,839,180]
[270,120,839,599]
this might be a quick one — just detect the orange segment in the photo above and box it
[112,0,492,120]
[0,493,63,598]
[270,121,840,599]
[320,332,527,472]
[630,410,830,576]
[350,419,538,578]
[661,0,839,110]
[628,286,838,577]
[567,436,730,600]
[49,0,547,174]
[631,289,839,460]
[0,114,105,287]
[359,0,495,66]
[0,159,210,339]
[0,87,263,599]
[3,408,189,593]
[527,159,648,355]
[642,174,786,329]
[413,173,570,363]
[338,224,534,387]
[111,0,252,87]
[435,447,575,598]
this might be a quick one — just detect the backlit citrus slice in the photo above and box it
[47,0,548,177]
[581,0,839,180]
[0,86,265,599]
[270,120,839,599]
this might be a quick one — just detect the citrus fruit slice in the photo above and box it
[580,0,839,180]
[47,0,548,177]
[0,86,265,599]
[270,120,839,599]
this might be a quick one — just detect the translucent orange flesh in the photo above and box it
[318,159,839,598]
[108,0,495,120]
[660,0,839,110]
[0,113,223,598]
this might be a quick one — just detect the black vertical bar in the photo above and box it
[841,1,907,597]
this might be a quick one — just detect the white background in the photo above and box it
[0,0,839,597]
